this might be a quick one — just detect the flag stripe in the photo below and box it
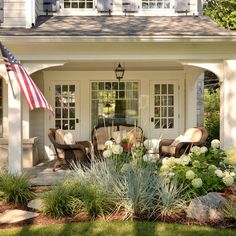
[0,42,54,114]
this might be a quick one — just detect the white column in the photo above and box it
[185,66,204,129]
[8,77,23,174]
[25,0,35,28]
[220,60,236,149]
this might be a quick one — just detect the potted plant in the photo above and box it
[120,138,133,152]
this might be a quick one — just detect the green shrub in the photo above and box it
[42,185,72,218]
[159,143,236,196]
[0,172,34,205]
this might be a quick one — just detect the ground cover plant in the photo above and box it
[0,172,34,205]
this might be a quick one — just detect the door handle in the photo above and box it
[76,118,79,123]
[151,117,154,122]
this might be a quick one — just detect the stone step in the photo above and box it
[0,209,39,224]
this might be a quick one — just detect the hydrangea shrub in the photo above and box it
[160,139,236,195]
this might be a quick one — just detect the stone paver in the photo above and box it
[27,199,44,211]
[0,210,39,224]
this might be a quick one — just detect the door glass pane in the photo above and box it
[55,84,77,131]
[91,81,139,128]
[153,83,175,129]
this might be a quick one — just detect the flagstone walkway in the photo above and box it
[24,161,73,186]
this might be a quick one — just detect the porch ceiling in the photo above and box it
[43,60,183,71]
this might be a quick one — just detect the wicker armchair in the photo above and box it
[159,127,208,158]
[48,128,91,171]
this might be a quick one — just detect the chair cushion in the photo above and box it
[64,132,75,145]
[55,129,65,159]
[119,125,142,144]
[184,128,202,142]
[161,146,176,156]
[112,130,127,144]
[55,129,65,144]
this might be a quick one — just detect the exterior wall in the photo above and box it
[196,73,204,127]
[1,0,26,27]
[17,0,200,20]
[29,71,45,161]
[42,69,185,160]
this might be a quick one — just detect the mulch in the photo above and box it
[0,187,236,230]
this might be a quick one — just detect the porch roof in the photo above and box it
[0,16,236,39]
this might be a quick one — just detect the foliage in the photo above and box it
[42,185,72,218]
[204,0,236,30]
[224,201,236,220]
[160,142,236,196]
[0,172,34,205]
[204,89,220,147]
[1,221,236,236]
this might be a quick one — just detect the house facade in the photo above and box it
[0,0,236,173]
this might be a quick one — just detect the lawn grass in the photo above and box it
[0,221,235,236]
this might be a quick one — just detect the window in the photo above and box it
[64,0,94,9]
[91,81,139,128]
[154,83,174,129]
[0,77,2,137]
[142,0,170,9]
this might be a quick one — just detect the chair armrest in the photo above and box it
[54,143,87,153]
[175,142,193,157]
[159,139,174,146]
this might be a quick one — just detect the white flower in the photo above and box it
[230,172,236,177]
[102,149,112,158]
[192,160,200,168]
[208,165,217,171]
[200,146,208,154]
[105,140,113,149]
[179,155,191,166]
[190,146,202,156]
[215,169,223,178]
[160,165,169,172]
[186,170,195,180]
[191,178,203,188]
[162,157,169,165]
[143,154,158,163]
[224,148,236,165]
[168,172,175,177]
[222,176,234,186]
[211,139,220,149]
[112,144,123,155]
[223,171,230,178]
[144,139,152,149]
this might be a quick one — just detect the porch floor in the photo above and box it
[24,161,73,186]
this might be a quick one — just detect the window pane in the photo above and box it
[154,107,160,117]
[168,107,174,117]
[168,84,174,94]
[63,120,69,130]
[55,120,61,129]
[168,96,174,106]
[155,84,160,94]
[155,96,160,106]
[55,108,61,118]
[161,84,167,94]
[70,120,75,130]
[168,118,174,128]
[154,119,160,129]
[161,118,167,128]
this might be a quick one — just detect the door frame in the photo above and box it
[149,78,184,139]
[44,80,81,160]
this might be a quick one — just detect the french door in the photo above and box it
[150,80,179,139]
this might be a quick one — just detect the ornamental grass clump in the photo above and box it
[159,139,236,196]
[0,172,34,205]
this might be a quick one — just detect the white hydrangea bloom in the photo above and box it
[230,172,236,177]
[208,165,217,171]
[179,155,191,166]
[211,139,220,149]
[200,146,208,154]
[222,176,234,186]
[215,169,223,178]
[190,146,202,156]
[105,140,113,149]
[143,139,152,149]
[160,165,169,172]
[224,148,236,165]
[223,171,230,178]
[112,144,123,155]
[191,178,203,188]
[192,160,200,168]
[186,170,195,180]
[102,149,112,158]
[168,172,175,177]
[162,157,169,165]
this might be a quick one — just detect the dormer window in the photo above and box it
[64,0,93,9]
[142,0,170,9]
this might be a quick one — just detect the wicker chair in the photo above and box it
[48,128,91,171]
[159,127,208,158]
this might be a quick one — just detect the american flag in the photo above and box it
[0,42,54,114]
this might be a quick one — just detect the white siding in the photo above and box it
[29,71,45,161]
[1,0,26,27]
